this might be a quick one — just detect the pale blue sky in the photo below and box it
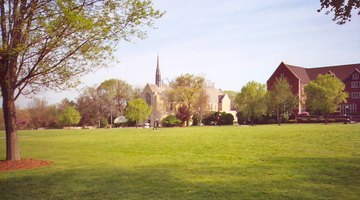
[17,0,360,107]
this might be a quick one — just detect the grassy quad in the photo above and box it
[1,124,359,199]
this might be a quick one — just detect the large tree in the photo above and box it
[27,98,48,129]
[0,0,162,160]
[0,108,4,130]
[166,74,206,126]
[193,88,209,126]
[77,86,106,127]
[97,79,133,126]
[124,98,151,126]
[267,78,298,125]
[304,74,348,124]
[318,0,360,24]
[235,81,267,126]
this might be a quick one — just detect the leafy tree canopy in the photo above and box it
[304,74,348,122]
[0,0,163,160]
[97,79,134,116]
[235,81,267,126]
[167,74,206,109]
[58,106,81,127]
[125,98,151,126]
[318,0,360,24]
[267,78,298,125]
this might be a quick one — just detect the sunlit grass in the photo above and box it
[1,124,359,199]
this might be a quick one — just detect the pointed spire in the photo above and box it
[155,54,161,87]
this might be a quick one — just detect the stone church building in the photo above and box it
[141,56,234,125]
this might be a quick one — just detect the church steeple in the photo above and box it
[155,54,161,86]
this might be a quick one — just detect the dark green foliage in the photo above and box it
[222,113,234,125]
[202,112,217,125]
[100,118,109,128]
[202,112,234,125]
[162,115,181,127]
[236,111,245,125]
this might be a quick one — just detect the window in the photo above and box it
[145,93,151,105]
[280,73,285,79]
[341,104,357,115]
[353,73,359,80]
[351,81,360,88]
[167,102,174,111]
[351,92,360,99]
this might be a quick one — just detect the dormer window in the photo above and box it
[327,71,335,77]
[353,73,359,80]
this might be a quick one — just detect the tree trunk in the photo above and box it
[277,108,281,126]
[1,87,20,161]
[251,110,254,126]
[324,114,328,124]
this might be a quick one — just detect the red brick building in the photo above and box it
[267,62,360,115]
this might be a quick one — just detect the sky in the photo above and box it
[15,0,360,108]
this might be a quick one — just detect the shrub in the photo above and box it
[288,119,297,123]
[282,113,290,123]
[202,112,216,125]
[222,113,234,125]
[162,115,181,127]
[236,111,245,125]
[100,118,108,128]
[203,112,234,125]
[268,119,277,124]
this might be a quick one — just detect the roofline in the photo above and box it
[266,62,300,84]
[308,63,360,70]
[282,62,302,80]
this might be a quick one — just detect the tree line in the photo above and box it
[0,73,348,130]
[0,79,148,129]
[234,74,348,126]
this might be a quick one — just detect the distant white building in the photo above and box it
[141,56,236,125]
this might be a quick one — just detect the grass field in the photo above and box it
[1,124,360,199]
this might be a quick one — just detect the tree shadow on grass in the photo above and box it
[1,157,359,200]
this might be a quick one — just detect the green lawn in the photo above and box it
[1,124,359,199]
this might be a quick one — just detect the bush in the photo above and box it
[203,112,234,125]
[254,114,276,124]
[268,119,277,124]
[222,113,234,125]
[282,113,289,123]
[162,115,181,127]
[236,111,245,125]
[202,112,217,125]
[100,118,108,128]
[288,119,297,123]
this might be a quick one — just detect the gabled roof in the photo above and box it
[206,87,224,104]
[350,68,360,75]
[144,83,170,95]
[306,63,360,81]
[283,63,360,83]
[284,63,310,83]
